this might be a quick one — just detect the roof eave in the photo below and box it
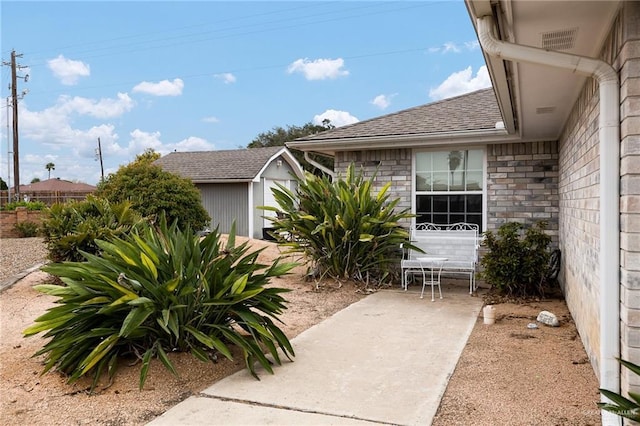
[191,179,252,184]
[287,128,517,155]
[465,0,518,136]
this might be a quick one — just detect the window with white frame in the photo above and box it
[415,149,484,229]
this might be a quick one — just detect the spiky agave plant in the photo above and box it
[261,162,414,286]
[25,218,296,391]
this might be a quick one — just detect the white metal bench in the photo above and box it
[401,222,480,296]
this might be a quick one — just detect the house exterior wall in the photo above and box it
[334,149,413,216]
[616,1,640,395]
[485,142,559,242]
[557,3,640,394]
[197,183,249,237]
[558,76,601,377]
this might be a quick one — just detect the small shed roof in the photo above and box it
[19,178,96,192]
[155,146,303,183]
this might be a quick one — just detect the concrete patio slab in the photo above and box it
[149,283,483,426]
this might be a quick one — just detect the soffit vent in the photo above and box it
[536,106,556,114]
[541,28,578,51]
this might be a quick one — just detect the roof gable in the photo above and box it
[296,88,502,142]
[155,146,302,182]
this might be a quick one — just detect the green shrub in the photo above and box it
[95,149,210,231]
[479,221,552,297]
[14,221,40,237]
[41,195,143,262]
[24,219,296,391]
[2,200,47,211]
[599,359,640,421]
[262,163,413,286]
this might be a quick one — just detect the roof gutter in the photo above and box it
[478,15,620,424]
[288,128,515,152]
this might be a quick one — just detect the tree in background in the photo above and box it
[31,177,41,183]
[45,162,55,179]
[95,149,211,231]
[0,177,7,190]
[248,121,334,174]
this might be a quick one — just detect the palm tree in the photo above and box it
[45,162,55,179]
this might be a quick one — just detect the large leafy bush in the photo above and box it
[25,219,295,390]
[262,163,413,286]
[95,149,210,231]
[479,221,552,297]
[41,195,142,262]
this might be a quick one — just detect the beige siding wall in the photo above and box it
[617,2,640,395]
[558,75,601,376]
[557,3,640,394]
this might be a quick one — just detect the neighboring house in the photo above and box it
[155,146,304,239]
[17,178,96,205]
[289,0,640,420]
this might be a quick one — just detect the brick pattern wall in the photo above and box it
[558,78,601,375]
[335,149,412,216]
[616,2,640,395]
[0,207,45,238]
[486,141,559,242]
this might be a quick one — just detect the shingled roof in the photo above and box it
[155,146,299,182]
[295,88,501,142]
[19,178,96,192]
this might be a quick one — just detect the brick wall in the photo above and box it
[486,141,559,243]
[0,207,45,238]
[615,2,640,395]
[335,149,412,218]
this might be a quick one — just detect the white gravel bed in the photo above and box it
[0,237,48,284]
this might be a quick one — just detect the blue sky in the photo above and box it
[1,1,491,186]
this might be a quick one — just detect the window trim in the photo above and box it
[411,146,487,230]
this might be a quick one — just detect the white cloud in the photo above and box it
[370,93,396,110]
[313,109,359,127]
[58,93,134,119]
[47,55,90,85]
[202,116,220,123]
[465,40,480,50]
[171,136,215,152]
[132,78,184,96]
[215,73,236,84]
[443,42,461,53]
[429,40,480,54]
[287,58,349,80]
[127,129,163,155]
[429,65,492,100]
[20,103,121,151]
[125,130,215,158]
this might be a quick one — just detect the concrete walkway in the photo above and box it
[148,283,484,426]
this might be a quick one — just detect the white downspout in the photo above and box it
[304,151,335,180]
[477,16,620,425]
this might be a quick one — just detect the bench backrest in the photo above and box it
[409,223,479,263]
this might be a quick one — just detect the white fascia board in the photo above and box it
[287,129,518,154]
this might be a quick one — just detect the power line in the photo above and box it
[18,2,433,69]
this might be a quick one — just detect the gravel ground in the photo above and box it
[0,238,48,285]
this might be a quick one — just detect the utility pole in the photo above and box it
[96,137,104,182]
[3,50,28,200]
[5,96,11,203]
